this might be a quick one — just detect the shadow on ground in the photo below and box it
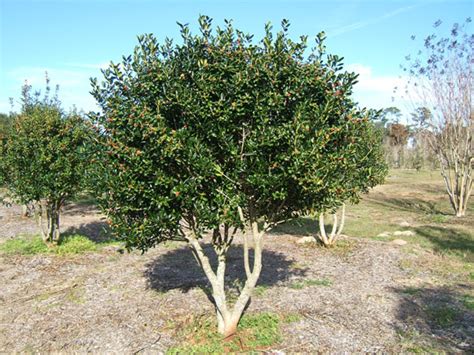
[144,244,307,294]
[367,196,448,215]
[62,200,100,216]
[394,285,474,352]
[383,179,445,195]
[268,217,315,237]
[414,225,474,261]
[63,221,114,243]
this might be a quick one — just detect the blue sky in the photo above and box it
[1,0,472,117]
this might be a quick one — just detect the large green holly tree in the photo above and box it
[90,17,386,336]
[1,81,91,243]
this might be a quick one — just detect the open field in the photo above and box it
[1,170,473,352]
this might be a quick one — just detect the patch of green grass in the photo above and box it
[282,312,301,323]
[371,235,394,242]
[0,236,49,255]
[166,316,223,354]
[35,283,85,308]
[238,312,281,348]
[168,340,224,354]
[167,312,286,353]
[413,226,474,262]
[404,342,439,354]
[344,203,404,239]
[426,305,459,327]
[289,278,331,289]
[56,235,97,255]
[428,214,450,224]
[396,329,441,353]
[253,285,269,296]
[460,294,474,310]
[0,234,98,255]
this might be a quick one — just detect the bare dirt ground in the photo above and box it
[1,192,473,352]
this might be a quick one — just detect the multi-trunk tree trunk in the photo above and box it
[183,206,266,337]
[437,131,473,217]
[35,199,63,243]
[427,117,473,217]
[317,203,346,247]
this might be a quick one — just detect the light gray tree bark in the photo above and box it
[182,204,267,337]
[36,199,62,244]
[317,203,346,247]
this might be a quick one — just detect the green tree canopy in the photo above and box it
[90,16,386,336]
[1,80,91,243]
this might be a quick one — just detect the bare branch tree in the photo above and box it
[401,18,473,217]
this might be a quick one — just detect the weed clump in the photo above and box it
[166,311,299,353]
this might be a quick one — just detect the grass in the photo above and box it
[425,305,459,327]
[274,170,472,262]
[289,278,332,289]
[345,169,472,232]
[397,329,439,353]
[56,235,97,255]
[413,225,474,261]
[166,311,300,353]
[282,312,302,323]
[300,238,355,256]
[0,234,100,255]
[339,170,474,265]
[254,285,270,296]
[460,294,474,310]
[0,235,50,255]
[238,313,281,348]
[428,214,450,224]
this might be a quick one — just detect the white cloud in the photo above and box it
[347,63,415,120]
[347,63,404,94]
